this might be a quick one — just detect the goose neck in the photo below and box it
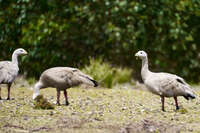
[12,52,19,65]
[141,57,150,81]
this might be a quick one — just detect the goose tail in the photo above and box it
[84,77,98,87]
[79,74,98,87]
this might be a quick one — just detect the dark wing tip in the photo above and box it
[189,95,196,99]
[176,78,185,84]
[91,79,98,87]
[183,94,196,100]
[183,96,189,100]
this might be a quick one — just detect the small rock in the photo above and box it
[71,112,77,115]
[122,107,127,110]
[50,111,54,116]
[148,126,156,132]
[141,109,145,112]
[24,117,28,120]
[87,111,93,115]
[94,117,102,121]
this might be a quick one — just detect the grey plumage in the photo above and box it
[135,50,195,111]
[0,48,28,100]
[33,67,98,105]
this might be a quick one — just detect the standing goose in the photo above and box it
[0,48,28,100]
[33,67,98,105]
[135,50,195,111]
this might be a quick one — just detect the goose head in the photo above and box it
[135,50,147,60]
[14,48,28,56]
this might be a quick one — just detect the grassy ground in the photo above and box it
[0,81,200,133]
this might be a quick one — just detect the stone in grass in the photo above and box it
[34,95,54,110]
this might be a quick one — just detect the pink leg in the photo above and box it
[56,89,61,106]
[7,84,11,100]
[174,97,179,110]
[161,96,165,112]
[64,90,69,105]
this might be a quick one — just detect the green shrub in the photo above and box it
[115,67,132,84]
[27,77,36,85]
[82,58,132,88]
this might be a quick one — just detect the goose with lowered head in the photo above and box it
[33,67,98,105]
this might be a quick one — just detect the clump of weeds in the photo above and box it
[34,95,54,110]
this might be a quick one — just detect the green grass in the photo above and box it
[0,84,200,133]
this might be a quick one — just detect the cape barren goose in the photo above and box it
[0,48,28,100]
[135,50,195,111]
[33,67,98,105]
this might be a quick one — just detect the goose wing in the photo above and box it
[41,67,97,88]
[145,72,192,97]
[70,68,98,87]
[41,67,75,87]
[0,61,18,83]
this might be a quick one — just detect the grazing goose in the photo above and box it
[0,48,28,100]
[135,50,195,111]
[33,67,98,105]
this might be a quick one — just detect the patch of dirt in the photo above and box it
[119,119,183,133]
[34,117,122,133]
[4,123,25,130]
[31,126,52,132]
[55,117,89,129]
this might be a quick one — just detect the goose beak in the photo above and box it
[135,53,139,60]
[24,50,28,55]
[33,92,39,100]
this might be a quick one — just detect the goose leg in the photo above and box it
[174,96,179,110]
[56,89,61,106]
[161,96,165,112]
[0,87,1,100]
[7,84,11,100]
[64,89,69,106]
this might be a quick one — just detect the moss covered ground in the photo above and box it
[0,82,200,133]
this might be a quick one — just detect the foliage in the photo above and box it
[34,95,55,110]
[0,0,200,82]
[82,58,132,88]
[27,77,36,85]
